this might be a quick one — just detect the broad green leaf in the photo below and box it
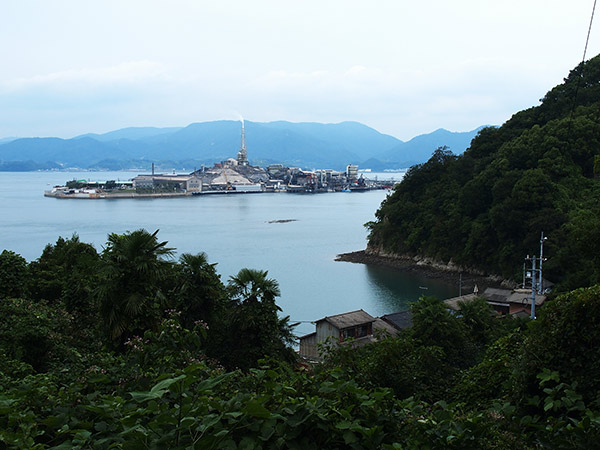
[243,400,272,419]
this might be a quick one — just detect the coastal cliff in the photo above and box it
[336,246,508,292]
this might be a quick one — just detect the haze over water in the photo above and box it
[0,171,457,336]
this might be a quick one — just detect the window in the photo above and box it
[341,324,372,340]
[357,325,369,338]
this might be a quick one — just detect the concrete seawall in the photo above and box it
[44,191,195,199]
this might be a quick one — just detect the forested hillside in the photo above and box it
[367,55,600,291]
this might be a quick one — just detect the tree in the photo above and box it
[0,250,28,299]
[410,296,468,366]
[513,285,600,406]
[213,268,296,370]
[27,234,99,306]
[95,229,174,344]
[228,268,281,304]
[457,297,502,348]
[366,55,600,283]
[0,298,74,372]
[173,252,226,328]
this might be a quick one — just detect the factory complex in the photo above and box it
[45,122,392,199]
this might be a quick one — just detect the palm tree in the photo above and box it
[215,268,295,369]
[175,252,225,327]
[96,229,174,343]
[228,268,281,306]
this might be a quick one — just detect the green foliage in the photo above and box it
[212,268,297,370]
[0,361,407,449]
[550,189,600,289]
[490,371,600,448]
[2,231,600,448]
[95,229,174,344]
[0,250,28,299]
[451,331,525,408]
[0,298,75,372]
[410,296,469,365]
[452,285,600,445]
[65,179,86,189]
[123,310,210,376]
[322,333,452,402]
[172,252,226,329]
[513,285,600,407]
[457,296,512,348]
[27,234,99,309]
[368,55,600,288]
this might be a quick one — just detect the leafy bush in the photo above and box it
[0,298,74,372]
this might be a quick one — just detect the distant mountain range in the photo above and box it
[0,121,485,171]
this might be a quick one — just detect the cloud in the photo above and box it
[2,60,167,93]
[0,56,569,140]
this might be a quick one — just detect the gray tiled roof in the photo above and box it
[317,309,375,329]
[481,288,512,303]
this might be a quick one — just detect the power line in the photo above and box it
[583,0,597,63]
[569,0,598,121]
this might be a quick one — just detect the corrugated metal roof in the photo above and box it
[373,318,400,336]
[299,331,316,340]
[317,309,375,329]
[443,293,478,311]
[381,310,413,330]
[507,291,546,306]
[482,287,512,303]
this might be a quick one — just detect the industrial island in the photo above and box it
[45,122,396,199]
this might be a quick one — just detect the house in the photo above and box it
[444,287,546,316]
[478,287,546,315]
[299,309,400,360]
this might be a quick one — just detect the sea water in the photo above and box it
[0,171,457,336]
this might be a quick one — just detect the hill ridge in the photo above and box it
[0,121,481,171]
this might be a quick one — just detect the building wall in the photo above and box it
[132,176,154,189]
[316,321,340,346]
[300,322,340,360]
[186,177,202,192]
[299,333,318,359]
[509,303,531,315]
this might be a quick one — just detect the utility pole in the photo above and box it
[524,231,547,320]
[531,255,537,320]
[524,254,538,319]
[538,232,547,294]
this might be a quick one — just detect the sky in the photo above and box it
[1,0,599,141]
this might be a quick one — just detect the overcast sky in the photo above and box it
[1,1,598,141]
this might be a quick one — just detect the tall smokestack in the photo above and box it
[237,119,248,165]
[241,121,246,154]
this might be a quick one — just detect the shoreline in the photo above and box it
[335,250,507,294]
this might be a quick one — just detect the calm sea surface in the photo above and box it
[0,171,457,336]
